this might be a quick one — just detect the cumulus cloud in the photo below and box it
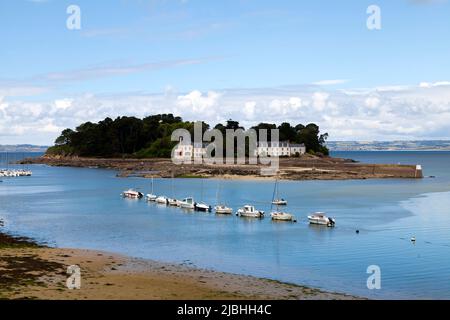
[2,82,450,144]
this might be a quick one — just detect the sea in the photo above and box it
[1,151,450,299]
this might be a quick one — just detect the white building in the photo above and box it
[173,138,193,161]
[174,139,306,161]
[193,142,208,159]
[255,141,306,157]
[173,140,209,161]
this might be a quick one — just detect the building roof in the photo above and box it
[257,141,305,148]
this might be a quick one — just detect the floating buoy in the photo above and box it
[411,237,416,242]
[356,230,360,234]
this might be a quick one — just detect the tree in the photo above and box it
[48,115,329,158]
[54,128,75,146]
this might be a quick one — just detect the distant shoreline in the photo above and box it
[0,228,360,300]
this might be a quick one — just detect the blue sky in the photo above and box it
[1,0,450,144]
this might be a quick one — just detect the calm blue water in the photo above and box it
[1,151,450,299]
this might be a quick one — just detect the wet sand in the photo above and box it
[0,231,359,300]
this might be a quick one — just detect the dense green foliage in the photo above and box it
[48,114,329,157]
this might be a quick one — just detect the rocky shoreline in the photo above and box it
[21,154,423,180]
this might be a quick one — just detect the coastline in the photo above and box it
[0,229,360,300]
[21,155,423,181]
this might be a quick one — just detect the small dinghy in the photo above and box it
[236,205,264,218]
[308,212,335,227]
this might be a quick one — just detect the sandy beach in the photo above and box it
[0,230,358,300]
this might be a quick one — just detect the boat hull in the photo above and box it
[215,206,233,214]
[272,200,287,206]
[195,204,212,212]
[271,212,296,222]
[308,215,335,227]
[155,197,168,204]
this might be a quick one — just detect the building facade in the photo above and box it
[173,140,306,160]
[255,141,306,157]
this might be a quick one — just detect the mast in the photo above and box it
[151,177,154,194]
[216,180,220,205]
[271,178,277,212]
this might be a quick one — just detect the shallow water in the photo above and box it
[1,151,450,299]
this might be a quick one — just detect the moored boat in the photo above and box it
[155,195,168,204]
[179,197,195,209]
[272,199,287,206]
[214,180,232,214]
[122,189,144,199]
[236,205,264,218]
[146,177,157,201]
[195,202,212,212]
[271,211,296,222]
[308,212,335,227]
[146,194,157,201]
[167,198,178,206]
[215,205,233,214]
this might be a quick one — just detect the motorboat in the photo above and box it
[271,211,296,222]
[236,205,264,218]
[307,212,335,227]
[155,196,168,205]
[122,189,144,199]
[195,202,212,212]
[179,197,195,209]
[215,205,233,214]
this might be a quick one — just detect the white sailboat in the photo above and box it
[271,178,287,205]
[194,179,212,212]
[270,179,296,222]
[167,176,179,206]
[214,180,232,214]
[146,177,157,201]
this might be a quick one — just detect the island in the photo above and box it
[21,114,423,180]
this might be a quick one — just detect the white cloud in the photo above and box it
[312,92,329,111]
[243,101,256,119]
[176,90,221,114]
[3,82,450,144]
[419,81,450,88]
[365,96,380,109]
